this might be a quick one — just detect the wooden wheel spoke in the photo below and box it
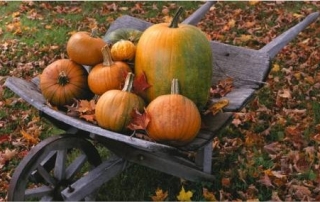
[65,154,88,180]
[8,134,102,201]
[25,185,53,199]
[37,165,57,186]
[54,150,67,180]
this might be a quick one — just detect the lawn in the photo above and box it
[1,1,320,201]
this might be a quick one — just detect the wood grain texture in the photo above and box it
[259,12,319,59]
[4,77,233,152]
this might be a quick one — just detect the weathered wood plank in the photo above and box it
[100,139,215,182]
[61,156,128,201]
[106,15,152,34]
[4,77,233,152]
[259,11,319,59]
[209,88,256,112]
[211,41,271,89]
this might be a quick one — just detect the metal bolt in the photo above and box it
[68,185,75,193]
[139,154,144,161]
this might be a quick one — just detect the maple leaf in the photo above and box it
[66,99,96,123]
[210,77,234,98]
[177,186,193,201]
[80,114,96,124]
[133,72,152,95]
[151,188,168,201]
[0,135,10,144]
[77,99,95,113]
[20,129,39,145]
[202,188,217,201]
[258,174,274,188]
[127,108,150,131]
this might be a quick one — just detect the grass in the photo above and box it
[1,1,320,201]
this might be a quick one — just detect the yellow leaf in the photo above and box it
[203,188,217,201]
[151,188,168,201]
[20,129,39,145]
[204,99,229,115]
[228,19,236,28]
[177,186,193,201]
[239,34,252,42]
[271,64,280,72]
[248,0,260,6]
[293,13,303,19]
[12,11,20,18]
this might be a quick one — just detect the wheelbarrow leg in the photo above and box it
[195,142,213,174]
[61,155,128,201]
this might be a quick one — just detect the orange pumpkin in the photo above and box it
[40,59,93,107]
[146,79,201,146]
[88,45,131,95]
[67,31,107,66]
[95,72,145,133]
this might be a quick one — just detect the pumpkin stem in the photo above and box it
[58,71,69,86]
[171,78,180,94]
[169,7,183,28]
[122,72,134,92]
[101,45,114,66]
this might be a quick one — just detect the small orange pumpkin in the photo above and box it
[67,31,107,66]
[88,45,131,95]
[111,40,136,61]
[40,59,93,107]
[146,79,201,146]
[95,72,145,133]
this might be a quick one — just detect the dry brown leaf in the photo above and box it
[203,188,217,201]
[127,108,150,131]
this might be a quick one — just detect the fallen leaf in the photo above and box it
[210,77,234,98]
[204,99,229,115]
[177,186,193,201]
[127,108,150,131]
[133,72,152,95]
[258,174,274,188]
[151,188,168,201]
[271,64,280,72]
[239,34,252,42]
[278,89,291,99]
[228,19,236,28]
[20,129,39,145]
[203,188,217,201]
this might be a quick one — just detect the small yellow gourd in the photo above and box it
[111,40,136,61]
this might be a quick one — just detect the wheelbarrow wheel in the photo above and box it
[7,133,102,201]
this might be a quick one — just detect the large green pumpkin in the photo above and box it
[134,7,212,109]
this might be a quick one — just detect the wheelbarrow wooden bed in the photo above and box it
[4,2,319,201]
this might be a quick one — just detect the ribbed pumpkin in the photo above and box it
[111,40,136,61]
[134,7,213,109]
[88,45,131,95]
[40,59,93,107]
[104,28,142,45]
[146,79,201,146]
[95,73,145,133]
[67,31,107,66]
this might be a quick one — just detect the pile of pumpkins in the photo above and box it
[40,7,213,146]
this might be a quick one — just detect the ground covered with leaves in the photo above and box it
[1,1,320,201]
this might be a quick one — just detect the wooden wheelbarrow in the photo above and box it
[4,2,319,201]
